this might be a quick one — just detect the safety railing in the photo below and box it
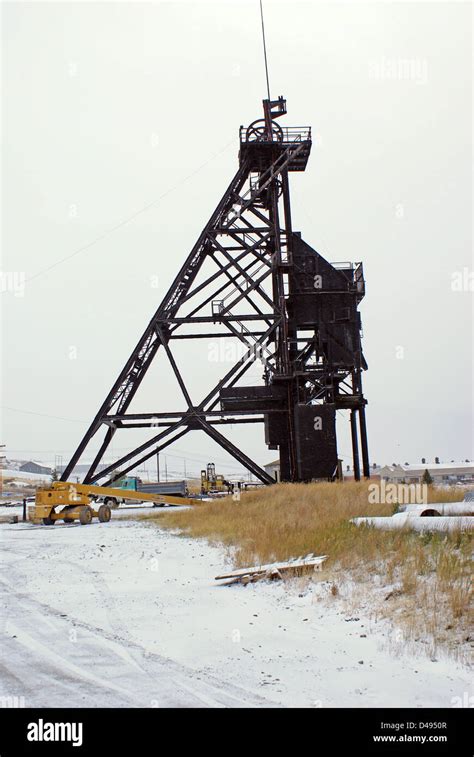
[239,125,311,144]
[330,262,365,294]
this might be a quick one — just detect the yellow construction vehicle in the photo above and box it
[200,463,232,496]
[31,481,198,525]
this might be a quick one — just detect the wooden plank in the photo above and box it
[215,554,328,581]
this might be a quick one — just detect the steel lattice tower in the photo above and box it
[62,98,370,486]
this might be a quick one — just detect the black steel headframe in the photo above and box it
[62,97,369,486]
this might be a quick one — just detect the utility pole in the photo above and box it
[156,452,160,482]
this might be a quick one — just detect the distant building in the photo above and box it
[19,461,52,476]
[264,459,280,482]
[343,464,382,481]
[379,462,474,485]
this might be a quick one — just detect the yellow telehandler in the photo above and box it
[31,481,197,525]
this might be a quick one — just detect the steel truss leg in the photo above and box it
[350,410,361,482]
[358,405,370,479]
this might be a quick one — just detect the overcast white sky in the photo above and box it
[1,1,472,477]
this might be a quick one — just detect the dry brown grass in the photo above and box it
[158,481,392,566]
[144,481,465,567]
[141,481,472,659]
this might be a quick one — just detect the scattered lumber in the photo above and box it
[215,554,328,585]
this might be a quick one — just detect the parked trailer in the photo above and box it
[31,481,198,525]
[99,476,188,507]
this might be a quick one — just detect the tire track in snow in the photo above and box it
[0,572,276,708]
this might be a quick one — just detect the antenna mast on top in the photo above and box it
[259,0,271,100]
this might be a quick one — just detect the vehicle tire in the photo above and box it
[79,506,93,525]
[98,504,111,523]
[63,507,75,523]
[42,514,55,525]
[104,497,118,509]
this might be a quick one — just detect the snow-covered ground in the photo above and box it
[0,514,471,708]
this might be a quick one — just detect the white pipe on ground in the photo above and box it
[351,516,474,532]
[397,503,474,516]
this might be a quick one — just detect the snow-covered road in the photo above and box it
[0,516,471,708]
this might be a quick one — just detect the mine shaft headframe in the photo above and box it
[60,96,368,487]
[239,96,312,172]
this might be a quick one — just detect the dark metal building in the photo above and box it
[20,461,53,476]
[62,98,370,486]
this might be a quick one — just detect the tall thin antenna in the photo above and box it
[259,0,271,100]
